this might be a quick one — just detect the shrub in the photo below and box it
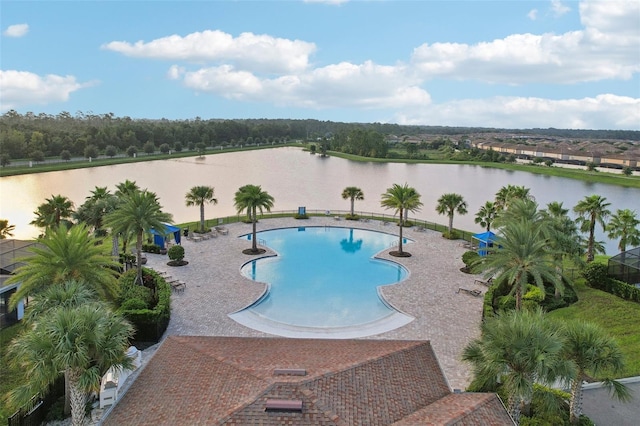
[442,230,459,240]
[524,285,545,303]
[583,262,609,288]
[462,251,480,268]
[168,245,185,262]
[498,295,516,311]
[142,243,161,254]
[120,298,148,311]
[294,213,309,219]
[118,269,171,345]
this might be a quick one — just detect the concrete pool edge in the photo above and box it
[228,309,415,339]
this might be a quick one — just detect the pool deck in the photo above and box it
[143,216,486,391]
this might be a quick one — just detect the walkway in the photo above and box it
[144,216,486,391]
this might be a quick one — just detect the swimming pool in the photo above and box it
[231,226,413,336]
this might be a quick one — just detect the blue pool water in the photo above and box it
[239,227,409,328]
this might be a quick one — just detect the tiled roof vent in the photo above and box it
[273,368,307,376]
[265,399,303,412]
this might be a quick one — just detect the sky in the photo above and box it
[1,0,639,130]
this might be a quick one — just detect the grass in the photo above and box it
[327,150,640,189]
[0,322,25,419]
[548,282,640,379]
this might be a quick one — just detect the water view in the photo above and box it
[1,147,638,253]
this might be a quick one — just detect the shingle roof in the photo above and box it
[103,336,513,426]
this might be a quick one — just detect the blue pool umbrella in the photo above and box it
[150,223,181,248]
[472,231,499,256]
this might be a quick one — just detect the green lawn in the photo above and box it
[548,282,640,379]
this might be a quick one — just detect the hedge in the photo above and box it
[583,262,640,303]
[118,268,171,345]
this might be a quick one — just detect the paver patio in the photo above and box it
[143,216,486,391]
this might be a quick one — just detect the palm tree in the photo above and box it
[185,185,218,233]
[341,186,364,217]
[0,219,16,239]
[541,202,584,297]
[74,186,118,237]
[20,280,101,415]
[111,180,141,259]
[104,190,172,284]
[30,194,75,230]
[435,193,468,236]
[561,321,631,424]
[7,223,120,309]
[380,183,423,256]
[573,195,611,262]
[494,185,532,211]
[6,300,133,426]
[606,209,640,253]
[233,184,275,254]
[474,201,498,232]
[477,217,563,310]
[462,309,573,424]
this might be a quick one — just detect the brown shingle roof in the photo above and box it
[103,336,513,426]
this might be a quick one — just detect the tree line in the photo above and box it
[2,110,638,165]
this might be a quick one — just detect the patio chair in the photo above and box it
[456,287,482,297]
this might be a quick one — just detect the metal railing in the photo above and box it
[181,209,476,243]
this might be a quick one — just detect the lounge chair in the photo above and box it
[474,277,494,287]
[456,287,482,297]
[171,281,186,293]
[215,226,229,235]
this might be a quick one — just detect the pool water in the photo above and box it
[239,226,409,328]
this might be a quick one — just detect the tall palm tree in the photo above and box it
[30,194,75,230]
[233,184,275,253]
[0,219,16,239]
[606,209,640,253]
[494,184,532,211]
[561,321,630,424]
[541,201,584,297]
[435,192,468,235]
[6,300,133,426]
[477,217,563,310]
[474,201,498,232]
[341,186,364,217]
[380,183,423,256]
[185,185,218,233]
[7,223,120,309]
[104,190,172,284]
[111,180,141,259]
[573,195,611,262]
[462,308,573,424]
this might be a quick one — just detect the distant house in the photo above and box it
[103,336,514,425]
[0,240,37,328]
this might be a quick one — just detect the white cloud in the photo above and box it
[550,0,571,17]
[3,23,29,38]
[178,61,430,110]
[167,65,185,80]
[103,30,316,74]
[411,0,640,85]
[528,9,538,20]
[0,70,93,111]
[394,94,639,130]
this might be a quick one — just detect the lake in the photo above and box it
[1,147,638,254]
